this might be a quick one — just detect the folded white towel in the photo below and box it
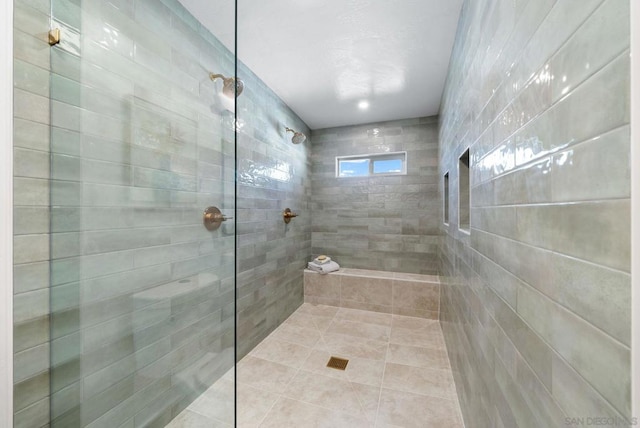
[308,260,340,275]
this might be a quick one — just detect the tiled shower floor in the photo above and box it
[167,304,464,427]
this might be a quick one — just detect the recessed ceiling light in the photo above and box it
[358,100,369,110]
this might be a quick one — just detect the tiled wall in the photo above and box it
[13,0,54,426]
[235,64,312,358]
[13,0,310,426]
[311,118,440,275]
[439,0,630,427]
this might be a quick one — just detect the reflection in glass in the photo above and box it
[48,0,236,426]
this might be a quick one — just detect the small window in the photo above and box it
[459,149,470,232]
[444,172,449,225]
[338,158,370,177]
[336,152,407,177]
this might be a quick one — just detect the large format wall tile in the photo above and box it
[13,1,54,426]
[439,0,631,426]
[13,0,310,426]
[311,117,440,275]
[235,63,311,359]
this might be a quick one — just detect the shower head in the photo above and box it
[285,127,306,145]
[209,73,244,98]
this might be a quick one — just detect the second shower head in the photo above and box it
[285,127,306,145]
[209,73,244,98]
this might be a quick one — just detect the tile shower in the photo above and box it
[14,0,309,425]
[440,0,631,426]
[311,117,440,275]
[10,0,632,428]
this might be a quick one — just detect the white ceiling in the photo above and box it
[180,0,463,130]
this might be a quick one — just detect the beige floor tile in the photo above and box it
[391,315,440,330]
[335,307,393,326]
[346,357,386,387]
[249,338,312,369]
[282,310,322,330]
[221,367,234,382]
[269,323,322,348]
[350,382,381,423]
[172,304,462,428]
[340,299,393,314]
[377,388,463,428]
[188,378,235,424]
[297,303,340,318]
[260,397,372,428]
[386,343,450,370]
[382,363,456,400]
[328,318,391,342]
[237,356,298,394]
[166,410,231,428]
[283,370,367,418]
[311,316,335,332]
[392,306,439,320]
[286,309,336,332]
[317,332,388,360]
[305,295,341,306]
[389,325,445,350]
[282,305,336,332]
[237,384,280,427]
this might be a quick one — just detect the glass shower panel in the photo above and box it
[48,0,236,426]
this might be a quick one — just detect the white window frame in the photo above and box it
[335,151,407,178]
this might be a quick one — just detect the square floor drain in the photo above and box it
[326,356,349,371]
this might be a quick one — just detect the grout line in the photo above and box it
[242,305,317,427]
[269,306,371,423]
[241,304,463,426]
[374,340,390,427]
[308,305,374,423]
[254,392,282,427]
[344,367,375,424]
[471,0,611,166]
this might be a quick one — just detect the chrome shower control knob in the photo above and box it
[203,206,233,231]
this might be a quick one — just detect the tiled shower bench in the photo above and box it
[303,268,440,319]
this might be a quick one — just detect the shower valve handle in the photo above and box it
[283,208,298,224]
[203,206,233,231]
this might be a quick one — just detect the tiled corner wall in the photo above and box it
[12,0,311,426]
[439,0,630,427]
[235,63,312,359]
[311,117,440,275]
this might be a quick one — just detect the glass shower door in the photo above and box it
[48,0,237,426]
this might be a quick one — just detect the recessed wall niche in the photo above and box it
[458,149,470,232]
[444,171,450,225]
